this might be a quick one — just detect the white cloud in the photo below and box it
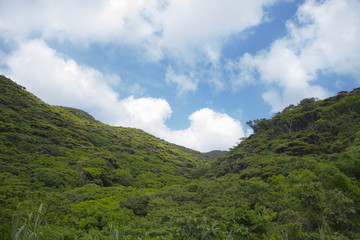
[0,0,288,97]
[165,66,198,95]
[162,108,244,152]
[1,39,243,152]
[0,0,157,44]
[0,0,283,62]
[0,39,121,115]
[226,53,258,90]
[120,96,171,128]
[157,0,280,61]
[230,0,360,112]
[294,0,360,77]
[119,100,245,151]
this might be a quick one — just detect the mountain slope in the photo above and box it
[0,75,208,188]
[195,90,360,238]
[212,90,360,178]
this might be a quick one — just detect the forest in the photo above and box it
[0,75,359,239]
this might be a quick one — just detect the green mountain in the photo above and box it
[204,90,360,238]
[0,76,208,237]
[213,90,360,178]
[203,150,228,160]
[1,75,360,239]
[0,75,207,187]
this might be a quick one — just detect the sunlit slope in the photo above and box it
[0,75,207,189]
[213,89,360,178]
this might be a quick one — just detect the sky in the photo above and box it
[0,0,360,152]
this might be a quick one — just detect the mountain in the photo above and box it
[203,150,228,160]
[1,74,359,239]
[212,89,360,178]
[0,75,209,237]
[0,75,207,188]
[203,89,360,238]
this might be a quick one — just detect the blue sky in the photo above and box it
[1,0,360,152]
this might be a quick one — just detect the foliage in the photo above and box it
[173,216,227,240]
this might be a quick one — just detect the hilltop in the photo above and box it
[1,75,359,239]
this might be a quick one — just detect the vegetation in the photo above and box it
[1,75,360,239]
[204,150,228,161]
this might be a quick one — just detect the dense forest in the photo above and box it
[1,75,359,239]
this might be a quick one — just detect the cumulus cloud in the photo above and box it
[167,108,244,152]
[119,96,172,128]
[0,39,121,116]
[0,39,243,151]
[230,0,360,112]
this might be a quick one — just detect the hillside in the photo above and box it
[0,75,208,237]
[204,150,228,160]
[204,90,360,238]
[213,89,360,178]
[0,75,207,187]
[1,74,360,239]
